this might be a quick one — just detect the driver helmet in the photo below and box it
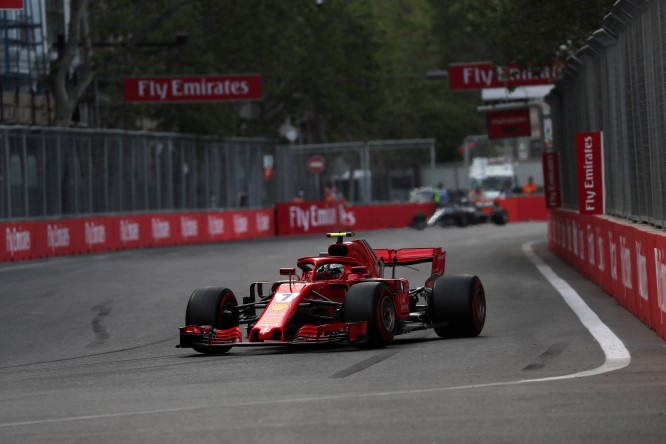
[328,263,344,279]
[316,263,344,280]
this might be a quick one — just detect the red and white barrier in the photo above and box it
[0,209,275,263]
[549,209,666,340]
[274,201,435,236]
[0,197,551,264]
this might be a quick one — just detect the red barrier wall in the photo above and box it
[1,198,545,263]
[274,201,435,236]
[0,209,275,263]
[549,209,666,340]
[499,195,549,223]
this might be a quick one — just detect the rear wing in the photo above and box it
[374,247,445,277]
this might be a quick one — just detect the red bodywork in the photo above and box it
[179,236,445,349]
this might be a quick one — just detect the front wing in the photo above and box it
[178,321,368,350]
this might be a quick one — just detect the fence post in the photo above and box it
[118,135,123,211]
[363,141,370,203]
[3,129,10,219]
[142,137,149,210]
[41,130,47,216]
[56,131,62,216]
[22,131,28,217]
[104,136,109,213]
[88,135,93,213]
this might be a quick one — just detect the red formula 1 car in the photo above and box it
[178,232,485,354]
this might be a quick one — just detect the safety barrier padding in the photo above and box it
[549,209,666,340]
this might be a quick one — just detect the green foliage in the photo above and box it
[87,0,614,161]
[461,0,615,65]
[89,0,491,161]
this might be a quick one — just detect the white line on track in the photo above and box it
[0,240,631,429]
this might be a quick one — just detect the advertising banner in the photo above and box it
[274,202,435,237]
[576,132,604,215]
[117,216,150,249]
[448,61,564,90]
[45,220,75,256]
[149,215,177,246]
[542,151,562,209]
[275,202,353,236]
[548,209,666,338]
[204,212,228,243]
[1,209,275,263]
[606,221,625,308]
[0,1,23,9]
[595,217,613,295]
[486,108,531,139]
[124,74,262,103]
[583,216,599,283]
[2,222,41,262]
[652,234,666,338]
[573,214,589,278]
[617,224,638,315]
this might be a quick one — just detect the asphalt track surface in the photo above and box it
[1,222,665,443]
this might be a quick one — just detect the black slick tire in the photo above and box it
[430,275,485,338]
[491,208,509,225]
[185,287,239,354]
[343,282,397,348]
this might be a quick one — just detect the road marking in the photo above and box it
[521,240,631,379]
[0,241,631,429]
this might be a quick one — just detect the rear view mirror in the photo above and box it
[280,268,296,276]
[351,266,367,274]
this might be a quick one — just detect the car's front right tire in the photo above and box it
[185,287,239,354]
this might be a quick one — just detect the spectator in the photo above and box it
[324,184,336,203]
[334,188,345,203]
[293,190,305,203]
[523,176,537,194]
[433,182,449,207]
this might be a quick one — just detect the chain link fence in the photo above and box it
[547,0,666,228]
[0,125,435,221]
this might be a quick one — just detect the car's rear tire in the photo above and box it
[343,282,397,348]
[491,208,509,225]
[430,275,485,338]
[185,287,239,354]
[409,212,427,230]
[456,213,469,227]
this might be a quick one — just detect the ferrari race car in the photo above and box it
[178,232,486,354]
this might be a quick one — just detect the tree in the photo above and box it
[53,0,493,162]
[461,0,615,66]
[52,0,93,126]
[51,0,192,126]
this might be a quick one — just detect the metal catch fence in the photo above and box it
[547,0,666,228]
[275,139,435,203]
[0,125,435,221]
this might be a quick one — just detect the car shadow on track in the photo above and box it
[177,334,489,358]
